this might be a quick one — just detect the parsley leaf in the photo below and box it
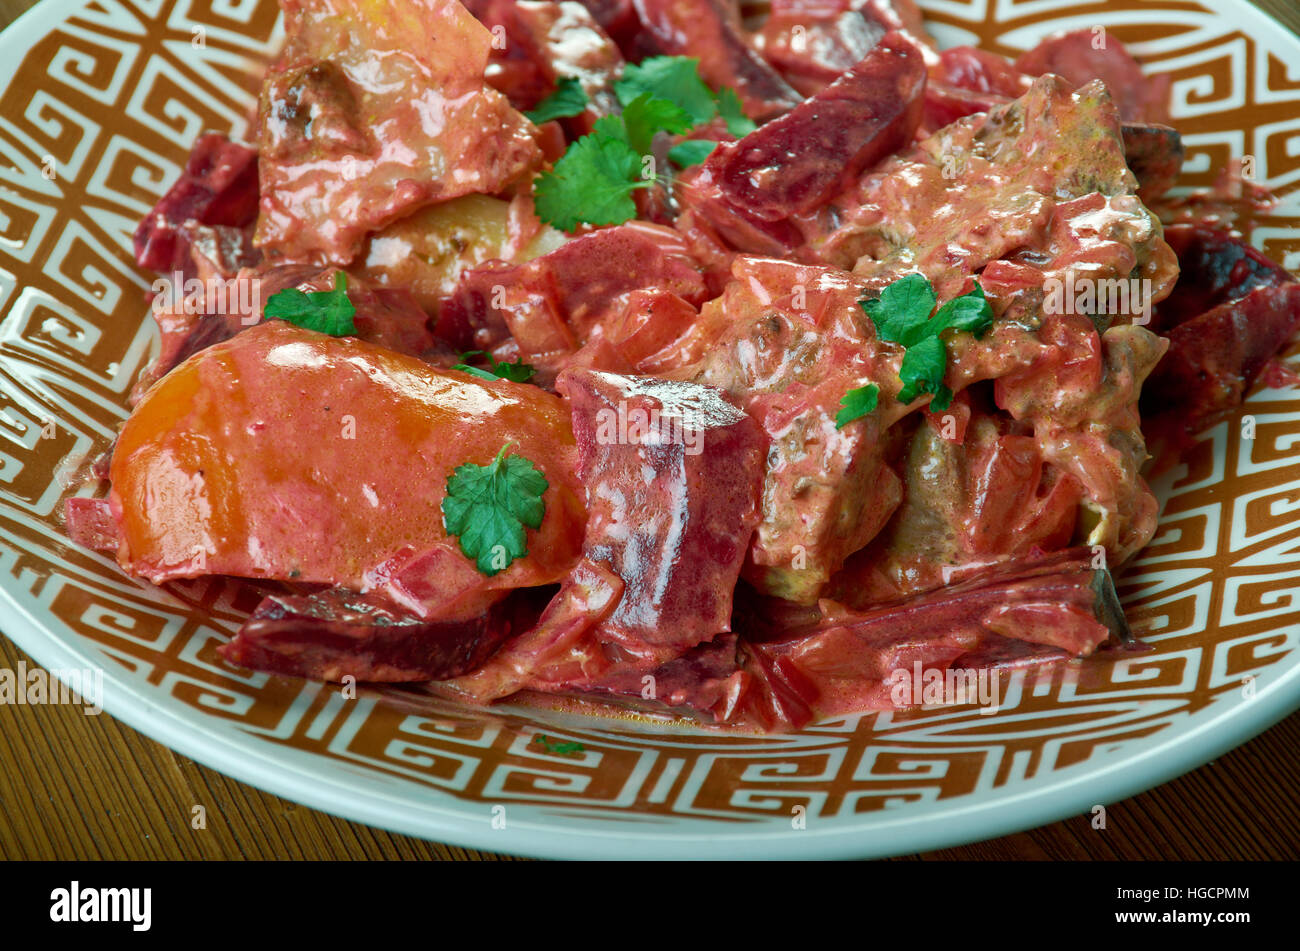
[862,274,993,408]
[835,384,880,429]
[442,443,549,576]
[896,335,946,405]
[932,281,993,335]
[452,354,537,383]
[616,56,718,126]
[525,77,589,125]
[263,272,357,337]
[611,93,694,158]
[534,734,585,755]
[716,87,757,137]
[668,139,718,168]
[863,272,937,347]
[534,133,653,232]
[533,56,754,231]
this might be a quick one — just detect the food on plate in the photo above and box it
[66,0,1300,731]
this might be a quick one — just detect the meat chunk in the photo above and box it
[809,76,1178,311]
[1119,122,1185,205]
[255,0,542,265]
[919,47,1183,203]
[829,400,1085,607]
[684,258,906,603]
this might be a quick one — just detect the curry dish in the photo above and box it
[65,0,1300,730]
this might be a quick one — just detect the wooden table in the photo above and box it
[1,0,1297,861]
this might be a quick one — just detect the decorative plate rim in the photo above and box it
[0,0,1298,859]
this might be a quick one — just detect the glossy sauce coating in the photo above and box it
[110,321,586,615]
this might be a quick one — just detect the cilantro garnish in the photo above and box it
[862,274,994,411]
[534,133,653,232]
[534,734,584,755]
[452,352,536,384]
[525,77,589,125]
[533,56,756,231]
[667,139,718,168]
[615,56,718,126]
[609,93,695,157]
[442,443,549,576]
[835,384,880,429]
[716,87,757,137]
[263,272,357,337]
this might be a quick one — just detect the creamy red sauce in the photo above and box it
[82,0,1300,731]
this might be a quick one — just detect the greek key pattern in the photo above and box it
[0,0,1296,833]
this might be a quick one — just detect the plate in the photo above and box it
[1,0,1298,859]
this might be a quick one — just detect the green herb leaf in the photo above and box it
[442,444,549,576]
[525,77,589,125]
[931,281,994,337]
[716,87,756,137]
[617,93,694,158]
[534,734,585,755]
[896,335,946,404]
[533,133,653,232]
[616,56,717,126]
[835,384,880,429]
[862,274,993,407]
[533,56,752,231]
[452,357,537,383]
[928,384,956,413]
[263,272,357,337]
[862,272,937,346]
[668,139,718,168]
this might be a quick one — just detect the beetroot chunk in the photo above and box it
[1141,225,1300,445]
[132,132,259,276]
[465,0,624,134]
[1015,29,1171,124]
[551,632,815,731]
[438,222,708,357]
[220,586,548,682]
[557,368,767,653]
[1143,283,1300,443]
[707,31,926,221]
[1152,223,1297,333]
[447,371,767,702]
